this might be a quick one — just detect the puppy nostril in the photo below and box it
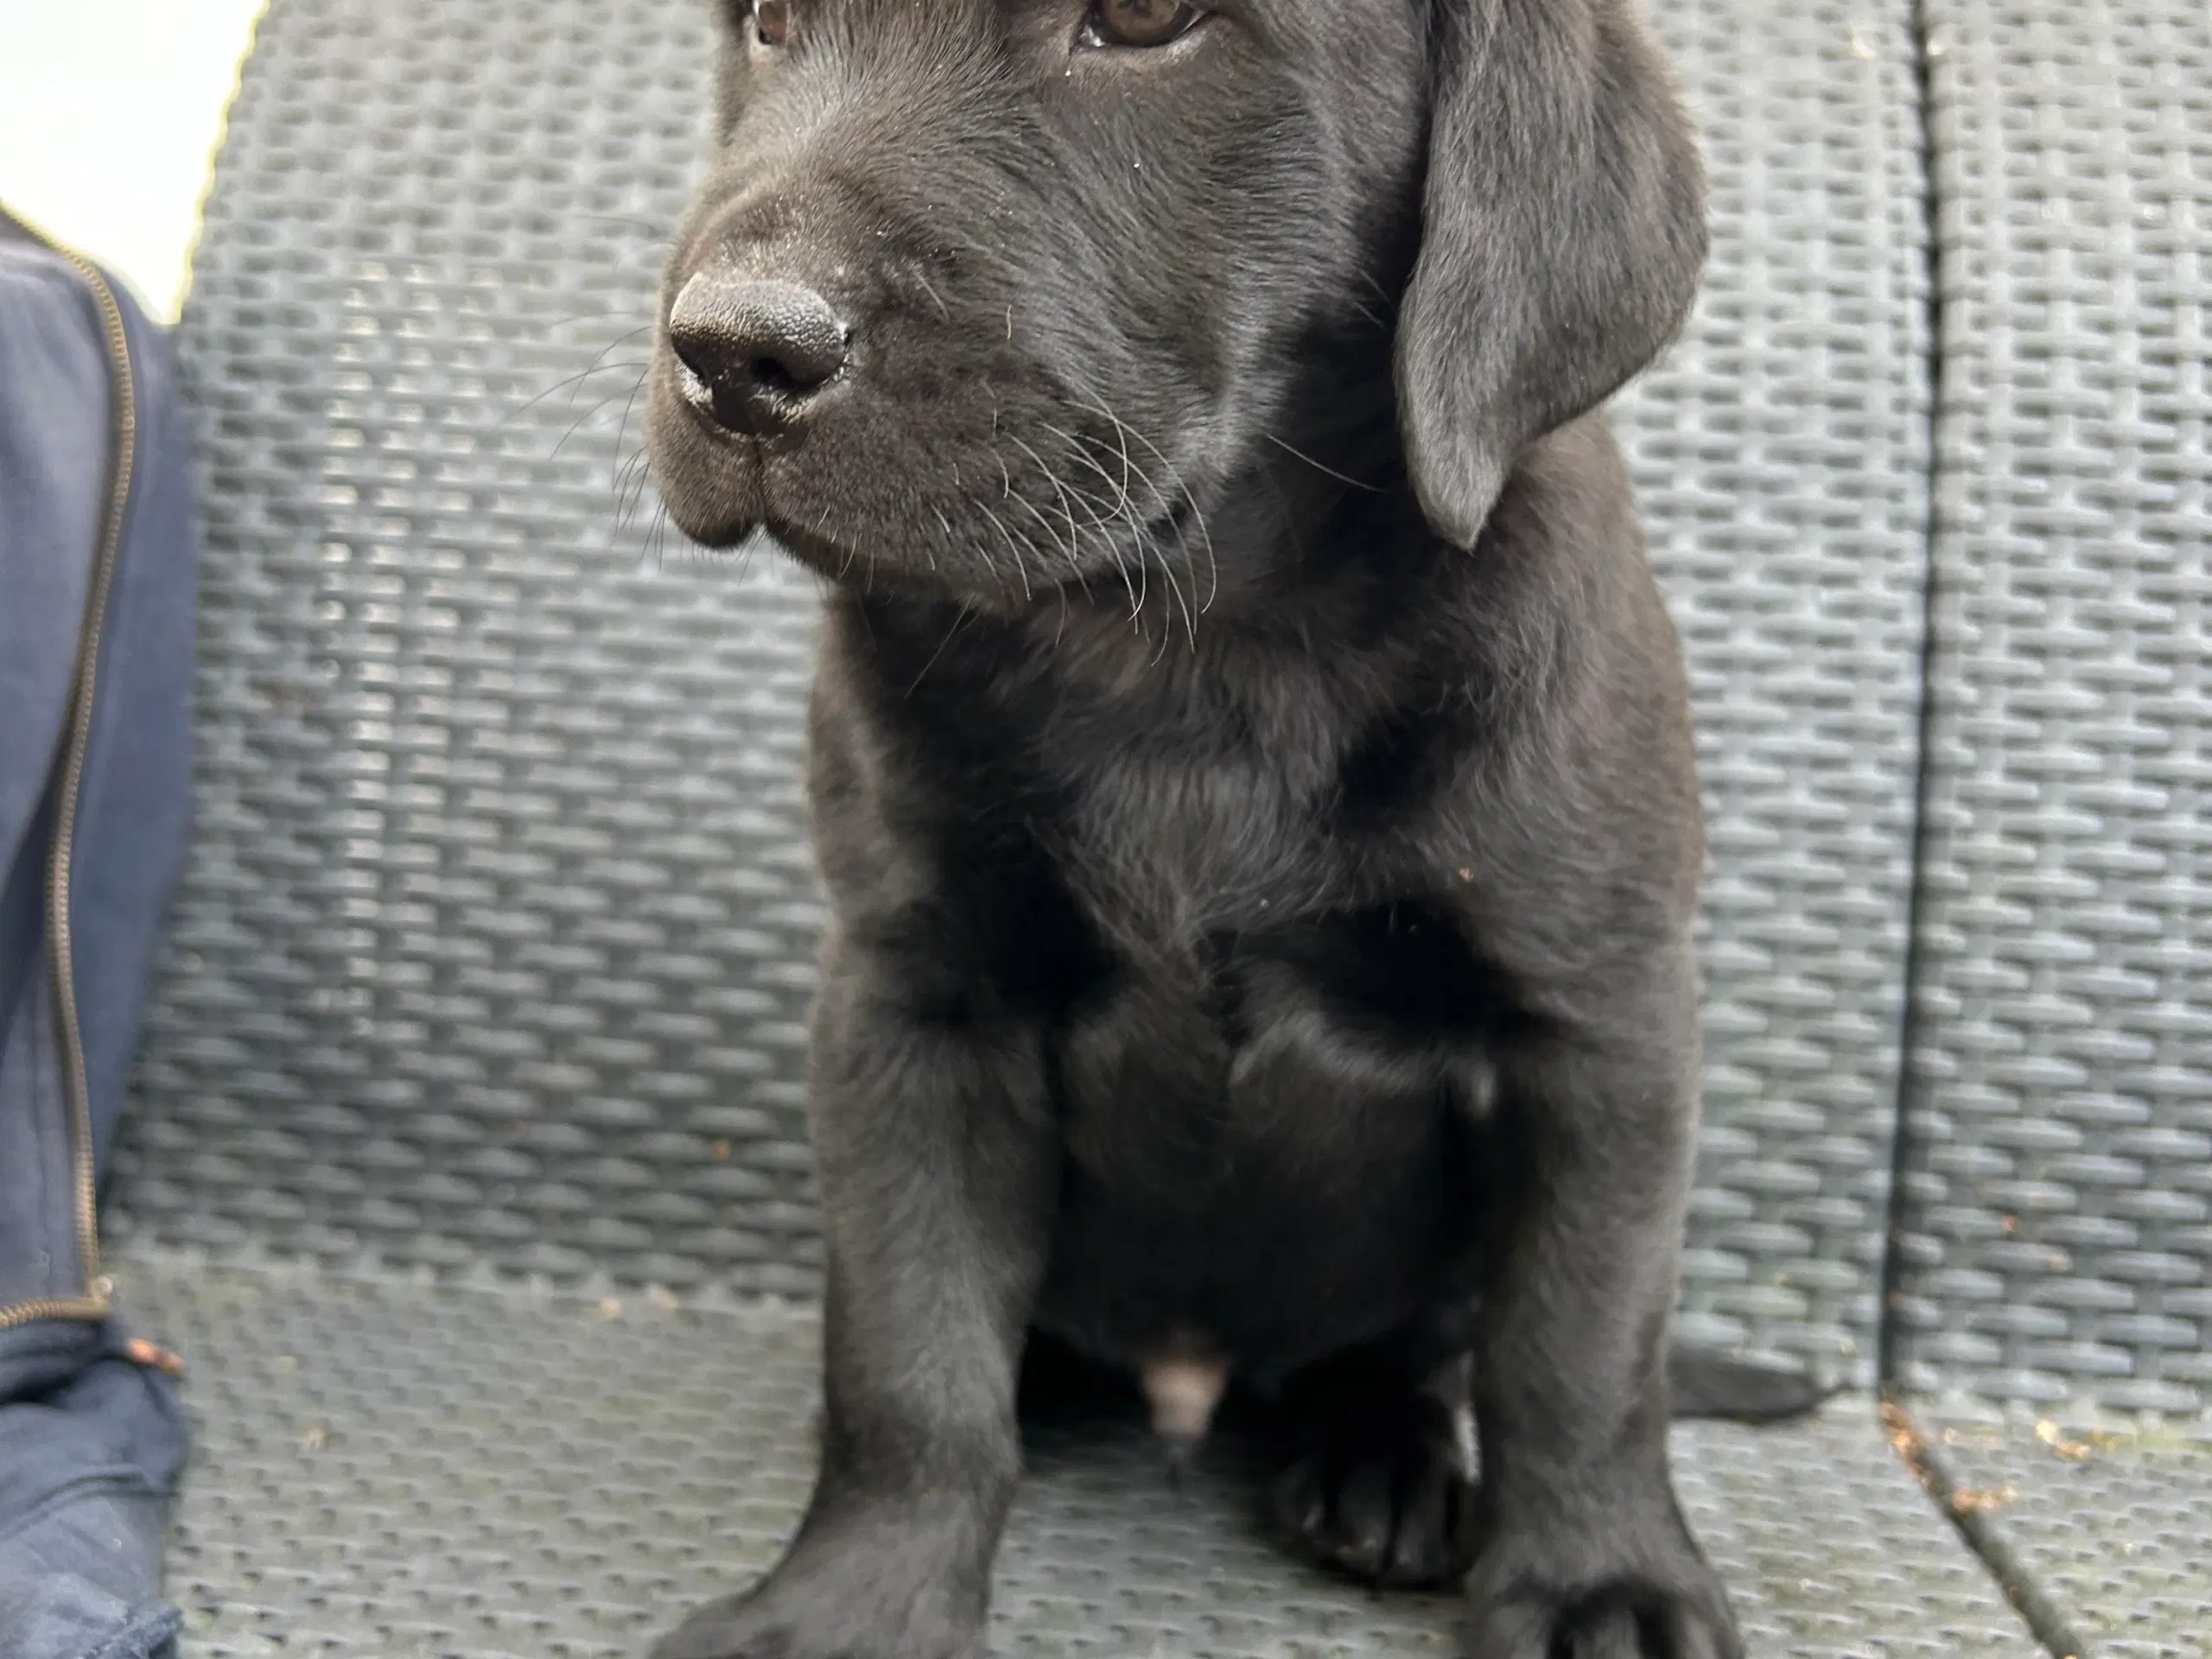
[668,331,722,390]
[667,272,850,431]
[750,355,803,395]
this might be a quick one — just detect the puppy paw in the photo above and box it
[1271,1377,1478,1587]
[652,1571,980,1659]
[1462,1506,1741,1659]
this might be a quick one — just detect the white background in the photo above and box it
[0,0,269,319]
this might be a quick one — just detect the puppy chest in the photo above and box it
[1044,729,1339,957]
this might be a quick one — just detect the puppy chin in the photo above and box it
[765,515,1011,612]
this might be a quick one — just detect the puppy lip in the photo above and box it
[652,395,855,565]
[647,416,767,550]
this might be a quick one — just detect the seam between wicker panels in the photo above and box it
[1873,0,1949,1415]
[1871,10,2081,1656]
[1879,1400,2093,1659]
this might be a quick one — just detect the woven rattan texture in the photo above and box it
[114,0,1931,1373]
[112,1251,2034,1659]
[1893,0,2212,1416]
[1925,1407,2212,1657]
[114,0,827,1294]
[1617,2,1931,1373]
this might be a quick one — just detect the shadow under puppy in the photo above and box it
[643,1,1819,1655]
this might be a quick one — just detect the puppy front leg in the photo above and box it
[656,938,1058,1659]
[1464,993,1739,1659]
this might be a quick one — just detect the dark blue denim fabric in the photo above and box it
[0,209,200,1659]
[0,1329,188,1659]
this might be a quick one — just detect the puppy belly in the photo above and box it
[1032,1166,1471,1391]
[1037,931,1492,1387]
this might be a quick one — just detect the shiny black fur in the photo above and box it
[643,3,1815,1656]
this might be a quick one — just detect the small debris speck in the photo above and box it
[123,1338,186,1376]
[1948,1484,2017,1516]
[2035,1419,2094,1460]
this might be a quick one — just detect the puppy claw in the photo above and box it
[1272,1379,1477,1590]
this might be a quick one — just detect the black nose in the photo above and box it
[667,273,849,432]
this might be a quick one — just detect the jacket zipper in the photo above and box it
[0,222,139,1332]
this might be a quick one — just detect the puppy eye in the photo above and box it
[750,0,791,48]
[1083,0,1202,49]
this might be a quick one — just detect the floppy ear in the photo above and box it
[1395,0,1707,546]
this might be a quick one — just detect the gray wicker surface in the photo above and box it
[1617,0,1931,1374]
[1922,1405,2212,1658]
[115,0,828,1295]
[109,1250,2035,1659]
[1893,0,2212,1417]
[111,0,1936,1380]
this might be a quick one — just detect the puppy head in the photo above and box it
[644,1,1703,606]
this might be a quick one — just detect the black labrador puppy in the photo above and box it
[643,2,1810,1656]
